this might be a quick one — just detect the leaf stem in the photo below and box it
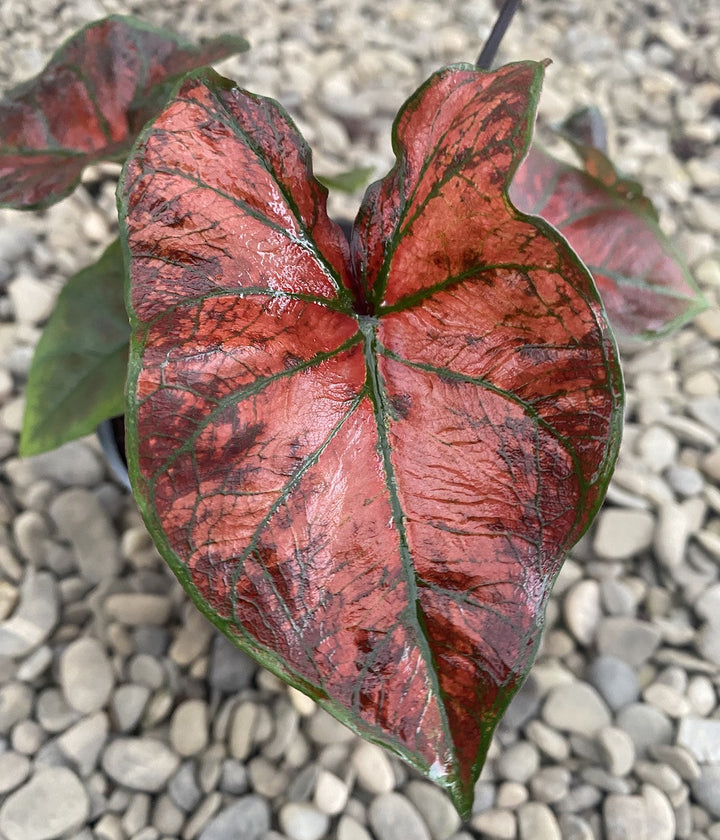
[476,0,522,69]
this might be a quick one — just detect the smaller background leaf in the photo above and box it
[510,141,707,340]
[20,239,129,456]
[0,15,248,209]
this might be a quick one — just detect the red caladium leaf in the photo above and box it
[121,63,623,814]
[510,125,706,340]
[0,15,247,209]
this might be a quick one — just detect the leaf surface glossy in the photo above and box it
[121,63,623,814]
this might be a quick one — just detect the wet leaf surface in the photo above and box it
[0,15,247,209]
[511,134,706,340]
[121,63,623,814]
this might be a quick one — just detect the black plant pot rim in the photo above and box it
[97,415,130,490]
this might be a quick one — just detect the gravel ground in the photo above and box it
[0,1,719,839]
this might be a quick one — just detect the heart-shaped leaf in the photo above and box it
[120,63,623,814]
[0,15,248,209]
[20,239,129,456]
[510,124,706,340]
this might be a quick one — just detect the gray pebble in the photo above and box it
[0,570,58,657]
[248,755,289,798]
[593,508,655,559]
[694,619,720,666]
[12,510,50,565]
[634,760,682,794]
[654,502,690,569]
[691,765,720,819]
[0,766,89,840]
[557,814,595,840]
[580,766,633,795]
[102,737,180,792]
[308,708,356,747]
[11,718,44,755]
[168,604,214,666]
[470,808,516,839]
[636,425,679,470]
[110,683,151,732]
[198,795,270,840]
[495,781,528,809]
[314,769,349,816]
[643,682,691,718]
[7,274,56,325]
[471,780,496,814]
[642,783,675,840]
[229,701,259,761]
[352,742,396,794]
[616,703,673,755]
[368,793,431,840]
[405,780,461,840]
[122,792,151,836]
[587,656,640,711]
[650,744,700,781]
[169,761,202,812]
[5,442,103,488]
[496,741,540,784]
[677,716,720,763]
[184,792,222,839]
[542,681,612,736]
[529,766,571,804]
[525,720,570,762]
[600,578,638,617]
[666,464,705,496]
[0,750,31,795]
[597,726,636,777]
[57,711,108,776]
[517,801,562,840]
[603,794,649,840]
[49,488,120,582]
[152,794,184,836]
[557,784,603,814]
[208,633,256,693]
[15,644,52,681]
[698,529,720,561]
[689,396,720,435]
[278,803,332,840]
[0,682,34,738]
[219,759,248,796]
[104,593,172,626]
[263,697,300,760]
[563,579,601,645]
[199,749,224,793]
[127,653,164,689]
[337,815,374,840]
[59,637,114,714]
[169,698,209,758]
[500,673,541,730]
[596,617,662,666]
[132,625,169,657]
[287,763,319,803]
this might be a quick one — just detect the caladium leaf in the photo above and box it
[0,15,248,209]
[121,63,623,814]
[19,239,129,456]
[510,123,706,340]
